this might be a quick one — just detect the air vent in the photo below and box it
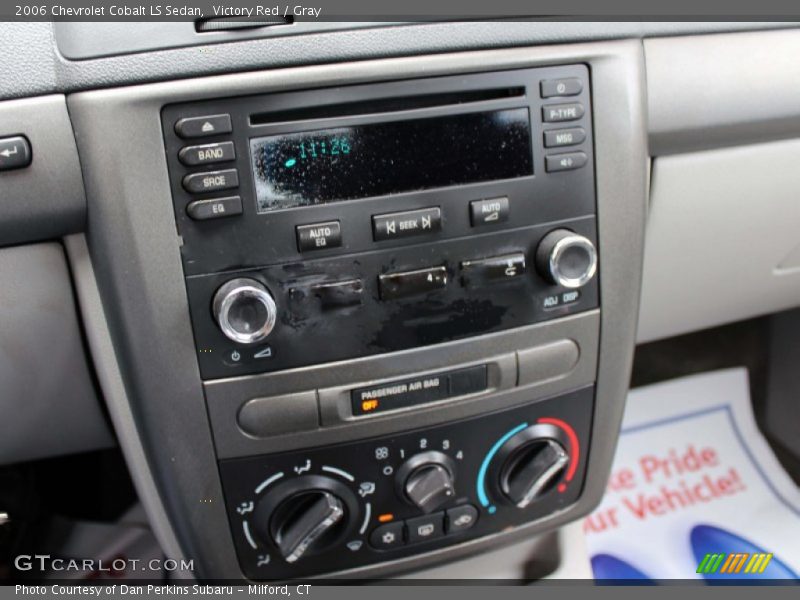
[195,16,293,33]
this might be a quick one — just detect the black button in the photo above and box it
[545,152,588,173]
[352,372,449,416]
[182,169,239,194]
[372,207,441,241]
[0,136,32,171]
[370,522,405,550]
[406,513,444,543]
[174,114,232,139]
[448,365,488,397]
[544,128,586,148]
[379,266,447,301]
[186,196,243,220]
[460,252,526,288]
[446,505,479,533]
[179,141,236,166]
[296,221,342,252]
[540,78,583,98]
[542,103,585,123]
[469,197,509,227]
[312,279,363,309]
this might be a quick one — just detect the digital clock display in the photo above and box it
[250,108,533,213]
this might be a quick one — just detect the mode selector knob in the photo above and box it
[212,278,277,344]
[535,229,598,289]
[397,451,456,514]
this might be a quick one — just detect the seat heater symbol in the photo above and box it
[453,514,473,527]
[293,459,311,474]
[417,524,435,537]
[358,482,376,497]
[236,501,254,515]
[256,555,270,567]
[381,531,397,544]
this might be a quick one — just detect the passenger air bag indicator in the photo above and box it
[351,365,488,416]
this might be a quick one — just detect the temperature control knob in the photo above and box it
[397,451,456,514]
[491,423,571,509]
[212,278,277,344]
[535,229,597,288]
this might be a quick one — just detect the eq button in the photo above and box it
[372,207,441,241]
[296,221,342,252]
[186,196,243,220]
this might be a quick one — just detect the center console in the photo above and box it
[68,41,646,580]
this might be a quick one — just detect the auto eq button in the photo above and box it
[296,221,342,252]
[372,207,441,241]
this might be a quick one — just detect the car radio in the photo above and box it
[160,64,600,579]
[161,65,598,379]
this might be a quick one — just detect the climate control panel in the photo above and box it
[219,386,593,579]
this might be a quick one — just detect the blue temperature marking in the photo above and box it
[284,158,297,168]
[476,422,529,511]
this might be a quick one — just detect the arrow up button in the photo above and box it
[0,136,32,171]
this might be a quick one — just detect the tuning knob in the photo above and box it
[397,451,456,513]
[212,278,277,344]
[493,423,570,509]
[535,229,597,288]
[256,475,358,563]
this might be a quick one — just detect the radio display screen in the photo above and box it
[250,108,533,213]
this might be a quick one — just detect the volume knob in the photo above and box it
[535,229,597,289]
[213,278,277,344]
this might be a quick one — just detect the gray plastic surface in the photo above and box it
[647,29,800,155]
[764,309,800,467]
[54,22,396,59]
[638,139,800,343]
[0,243,113,465]
[67,40,646,579]
[0,22,794,101]
[0,95,86,246]
[238,391,319,438]
[209,316,595,460]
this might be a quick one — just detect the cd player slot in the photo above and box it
[249,86,526,125]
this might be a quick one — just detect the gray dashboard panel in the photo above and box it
[0,243,113,465]
[67,40,646,578]
[0,21,794,101]
[647,29,800,155]
[0,95,86,246]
